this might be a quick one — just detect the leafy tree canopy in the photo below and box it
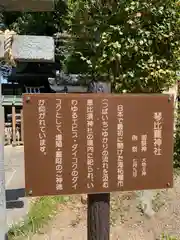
[0,0,179,92]
[2,0,68,35]
[69,0,180,93]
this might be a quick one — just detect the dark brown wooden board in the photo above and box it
[0,0,54,11]
[23,93,174,197]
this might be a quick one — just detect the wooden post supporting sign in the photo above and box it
[0,0,54,11]
[87,81,110,240]
[88,193,110,240]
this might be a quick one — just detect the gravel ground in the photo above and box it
[30,175,180,240]
[6,146,179,240]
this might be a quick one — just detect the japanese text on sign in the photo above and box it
[55,99,63,191]
[23,93,174,197]
[71,100,79,190]
[154,112,162,156]
[132,134,138,178]
[141,134,148,176]
[141,134,147,152]
[117,105,124,188]
[38,99,46,155]
[102,99,109,188]
[142,158,147,176]
[86,99,94,189]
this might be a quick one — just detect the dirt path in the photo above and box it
[31,175,180,240]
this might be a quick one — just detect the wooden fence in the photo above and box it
[4,106,23,146]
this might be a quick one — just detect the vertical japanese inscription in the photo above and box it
[38,99,46,155]
[153,112,162,156]
[117,105,124,188]
[55,99,63,191]
[24,94,173,196]
[101,99,109,189]
[141,134,147,176]
[71,100,79,190]
[132,135,138,178]
[86,99,94,189]
[132,134,148,177]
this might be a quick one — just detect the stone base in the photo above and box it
[0,35,54,62]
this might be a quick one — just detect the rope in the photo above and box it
[0,29,16,67]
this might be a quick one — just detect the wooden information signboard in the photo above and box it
[23,93,174,197]
[0,0,54,11]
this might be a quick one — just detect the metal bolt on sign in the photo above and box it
[28,190,33,196]
[168,94,173,102]
[26,96,31,103]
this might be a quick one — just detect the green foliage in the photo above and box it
[69,0,180,92]
[3,0,68,35]
[174,133,180,168]
[161,233,178,239]
[8,196,69,239]
[1,0,179,92]
[64,53,89,73]
[174,99,180,168]
[0,12,3,23]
